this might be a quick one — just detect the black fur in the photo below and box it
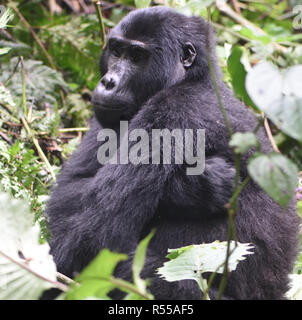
[46,7,300,299]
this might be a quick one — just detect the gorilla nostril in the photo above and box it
[101,76,116,90]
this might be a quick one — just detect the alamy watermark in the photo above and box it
[97,121,206,175]
[293,5,302,30]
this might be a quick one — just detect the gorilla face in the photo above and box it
[92,7,197,126]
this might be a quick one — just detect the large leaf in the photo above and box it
[248,153,298,207]
[66,249,128,300]
[157,241,254,297]
[132,230,155,294]
[246,62,302,142]
[0,192,57,300]
[265,96,302,142]
[0,7,13,29]
[67,232,155,300]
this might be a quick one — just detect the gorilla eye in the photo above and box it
[129,47,148,63]
[111,46,122,58]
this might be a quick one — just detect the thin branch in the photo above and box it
[84,276,152,300]
[4,57,20,86]
[0,249,68,292]
[262,113,280,153]
[232,0,241,14]
[215,0,285,52]
[206,13,233,138]
[56,272,75,285]
[92,0,106,49]
[20,56,27,117]
[37,127,88,136]
[10,2,56,70]
[228,176,251,207]
[58,127,88,133]
[21,116,57,182]
[0,130,13,145]
[0,107,20,123]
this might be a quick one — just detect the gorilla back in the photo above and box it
[46,7,300,300]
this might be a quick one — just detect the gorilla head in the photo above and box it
[92,6,212,125]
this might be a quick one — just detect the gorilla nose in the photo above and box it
[101,75,116,90]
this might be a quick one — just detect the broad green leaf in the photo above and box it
[266,96,302,142]
[227,46,256,108]
[229,132,259,154]
[248,153,298,207]
[134,0,151,8]
[246,62,283,110]
[157,241,254,295]
[67,249,128,300]
[0,47,10,55]
[132,230,155,294]
[283,65,302,98]
[246,62,302,142]
[77,249,127,280]
[0,7,13,29]
[0,192,57,300]
[239,27,271,44]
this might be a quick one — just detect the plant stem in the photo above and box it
[10,2,56,70]
[92,0,106,49]
[215,0,285,53]
[0,249,68,292]
[84,276,152,300]
[206,10,233,138]
[21,117,56,182]
[56,272,75,285]
[20,56,27,117]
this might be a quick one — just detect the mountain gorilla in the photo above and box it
[46,7,300,299]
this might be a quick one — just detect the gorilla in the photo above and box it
[46,6,300,299]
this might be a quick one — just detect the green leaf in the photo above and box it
[246,62,302,142]
[227,46,256,108]
[267,96,302,142]
[78,249,127,280]
[134,0,151,8]
[132,230,155,294]
[0,192,57,300]
[0,47,11,55]
[157,241,254,295]
[229,132,259,154]
[248,153,298,207]
[67,249,128,300]
[0,7,13,29]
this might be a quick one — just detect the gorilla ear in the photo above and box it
[182,42,196,68]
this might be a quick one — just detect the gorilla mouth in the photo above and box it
[91,94,135,112]
[93,103,127,112]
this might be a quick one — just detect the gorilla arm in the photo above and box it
[46,117,104,220]
[49,95,235,278]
